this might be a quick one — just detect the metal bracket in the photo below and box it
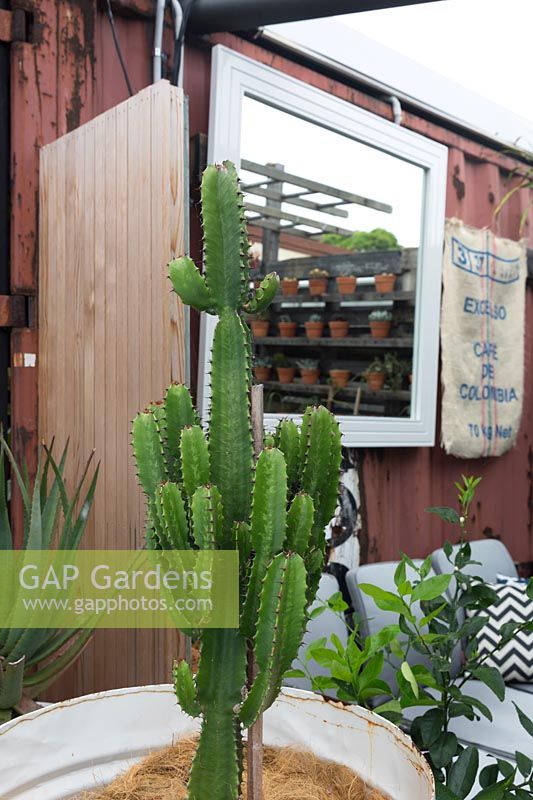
[0,296,29,328]
[0,9,29,44]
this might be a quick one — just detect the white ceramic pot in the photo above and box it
[0,685,434,800]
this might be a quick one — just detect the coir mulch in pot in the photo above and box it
[80,737,389,800]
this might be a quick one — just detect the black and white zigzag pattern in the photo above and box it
[469,582,533,683]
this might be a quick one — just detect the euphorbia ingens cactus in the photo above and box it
[132,162,342,800]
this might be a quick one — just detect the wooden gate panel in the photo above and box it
[39,81,186,697]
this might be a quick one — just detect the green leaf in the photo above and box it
[513,702,533,737]
[430,731,458,770]
[515,751,533,778]
[358,584,411,616]
[308,605,326,619]
[526,579,533,601]
[411,574,452,602]
[419,708,445,748]
[394,560,406,589]
[400,661,418,699]
[448,746,479,799]
[436,783,460,800]
[471,776,514,800]
[426,506,460,524]
[284,668,306,680]
[478,764,498,789]
[472,666,505,702]
[326,592,348,613]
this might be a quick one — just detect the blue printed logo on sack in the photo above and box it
[452,237,520,284]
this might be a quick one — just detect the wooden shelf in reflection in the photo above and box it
[260,380,411,402]
[254,336,414,348]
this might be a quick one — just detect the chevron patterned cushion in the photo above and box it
[469,579,533,683]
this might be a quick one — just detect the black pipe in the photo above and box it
[0,0,11,434]
[188,0,442,34]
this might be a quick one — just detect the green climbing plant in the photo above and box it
[132,161,342,800]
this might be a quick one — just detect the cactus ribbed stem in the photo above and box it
[132,161,342,800]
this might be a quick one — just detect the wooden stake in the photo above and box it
[248,384,264,800]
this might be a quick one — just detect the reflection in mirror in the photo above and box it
[240,96,425,420]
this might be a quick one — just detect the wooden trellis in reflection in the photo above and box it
[240,158,392,263]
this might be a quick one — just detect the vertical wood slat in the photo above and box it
[39,81,186,698]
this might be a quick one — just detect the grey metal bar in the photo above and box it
[188,0,441,35]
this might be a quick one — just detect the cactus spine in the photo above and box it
[133,162,342,800]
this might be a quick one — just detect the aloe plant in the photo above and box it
[132,162,342,800]
[0,436,98,721]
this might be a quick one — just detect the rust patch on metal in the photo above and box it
[60,0,95,132]
[452,164,465,200]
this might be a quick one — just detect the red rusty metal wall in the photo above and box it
[184,34,533,566]
[9,0,157,537]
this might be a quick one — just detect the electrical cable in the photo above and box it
[171,0,197,87]
[105,0,135,97]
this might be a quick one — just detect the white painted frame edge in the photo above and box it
[200,44,448,447]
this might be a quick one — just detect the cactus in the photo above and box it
[132,162,342,800]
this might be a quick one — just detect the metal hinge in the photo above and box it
[0,9,31,44]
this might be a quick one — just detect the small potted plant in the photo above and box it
[297,358,320,385]
[374,272,396,293]
[273,352,296,383]
[304,313,324,339]
[328,315,349,339]
[335,271,357,295]
[308,268,329,296]
[365,357,386,391]
[329,368,351,389]
[368,309,392,338]
[277,314,297,337]
[281,276,299,296]
[253,356,272,382]
[249,311,270,337]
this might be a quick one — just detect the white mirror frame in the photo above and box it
[200,44,448,447]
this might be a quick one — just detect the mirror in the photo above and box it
[241,96,424,421]
[205,45,447,446]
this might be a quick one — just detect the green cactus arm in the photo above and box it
[132,411,167,499]
[157,482,190,550]
[300,406,342,545]
[169,256,213,313]
[249,448,287,555]
[189,628,247,800]
[173,660,201,718]
[190,485,223,550]
[234,520,252,566]
[239,553,307,727]
[243,273,280,314]
[164,383,199,482]
[241,448,287,639]
[201,164,248,313]
[285,493,314,555]
[209,311,253,533]
[221,160,251,309]
[274,419,300,492]
[304,546,325,604]
[180,425,210,497]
